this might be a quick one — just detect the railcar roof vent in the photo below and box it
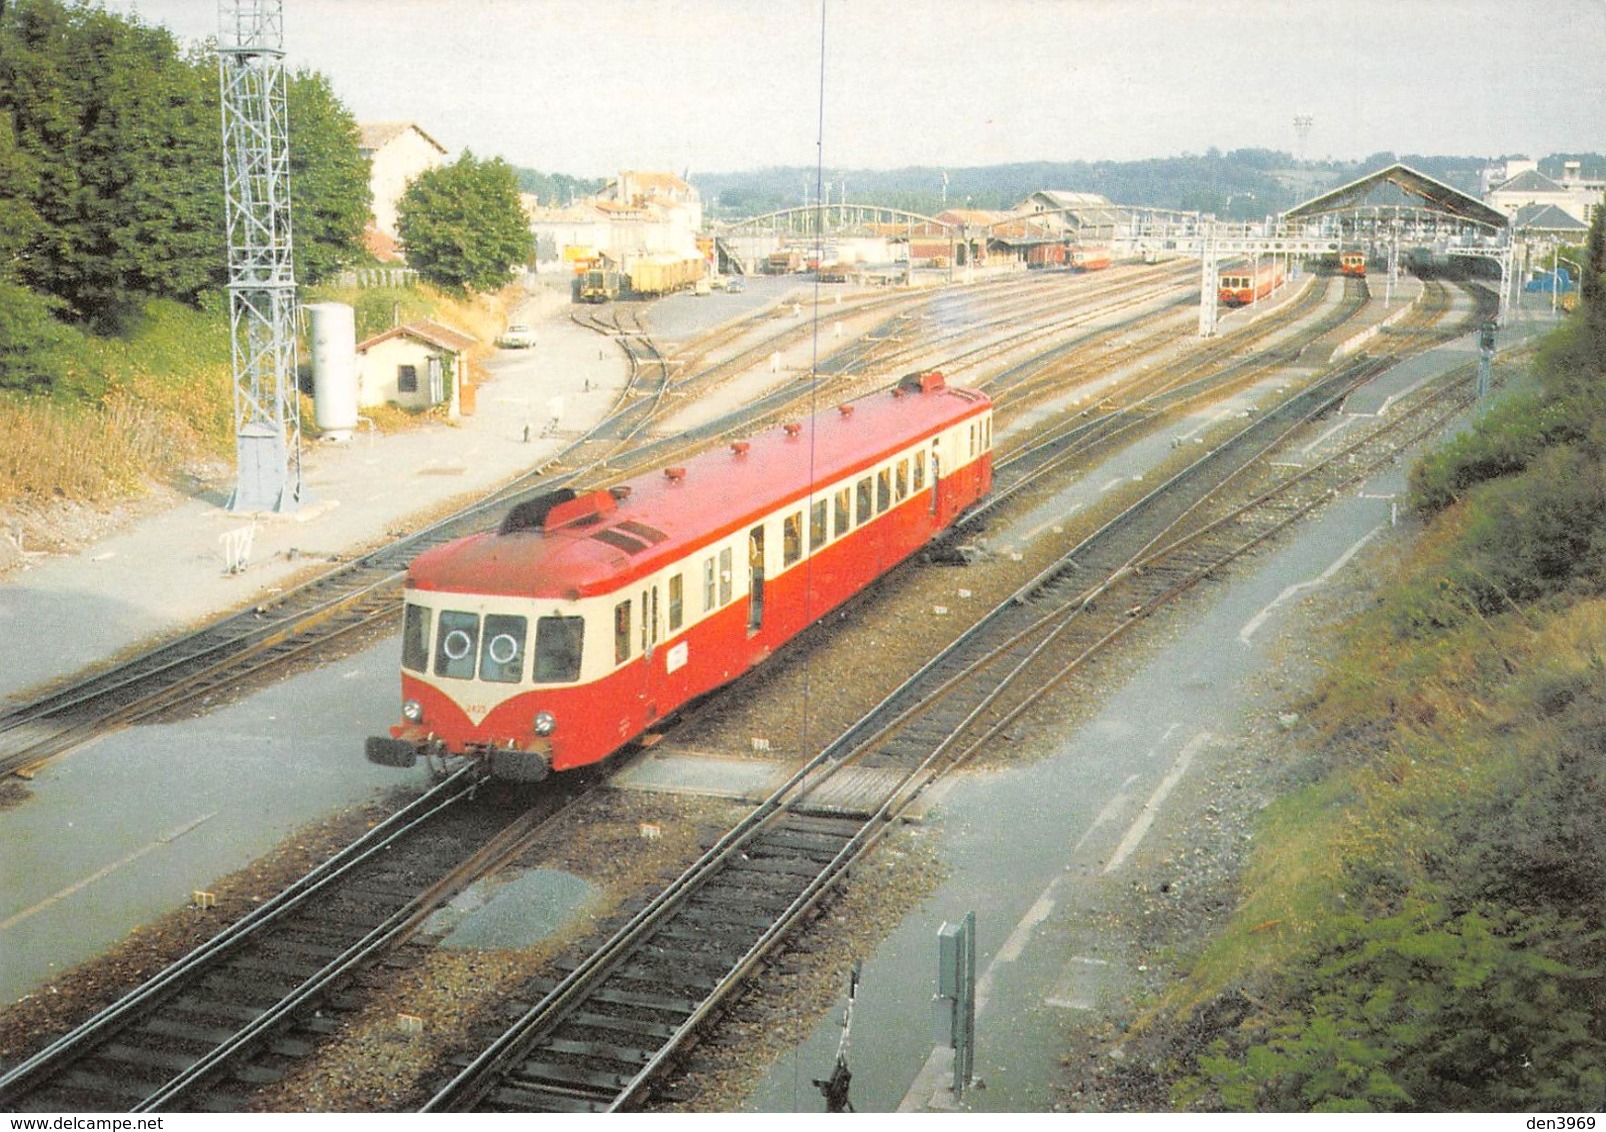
[731,440,750,456]
[664,466,687,482]
[784,422,802,437]
[498,488,578,535]
[539,488,618,532]
[898,369,946,395]
[838,404,854,418]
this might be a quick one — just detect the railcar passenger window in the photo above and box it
[668,574,684,631]
[533,615,584,683]
[810,499,828,551]
[876,469,891,513]
[479,614,528,683]
[895,459,908,501]
[855,477,873,526]
[969,424,977,457]
[913,451,926,491]
[719,547,733,605]
[614,600,631,665]
[402,603,430,672]
[783,511,803,566]
[703,556,716,611]
[834,488,851,537]
[434,611,479,680]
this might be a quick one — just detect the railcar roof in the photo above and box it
[408,378,990,599]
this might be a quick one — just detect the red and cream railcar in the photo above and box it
[1217,262,1285,307]
[1338,249,1367,277]
[366,372,993,782]
[1069,247,1112,271]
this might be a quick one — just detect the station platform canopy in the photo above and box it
[1285,162,1507,231]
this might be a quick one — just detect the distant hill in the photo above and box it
[689,149,1606,222]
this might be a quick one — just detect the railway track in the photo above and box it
[0,764,565,1112]
[0,280,1495,1111]
[0,270,1189,782]
[415,284,1496,1113]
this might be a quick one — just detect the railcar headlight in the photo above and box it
[533,711,556,736]
[402,699,424,723]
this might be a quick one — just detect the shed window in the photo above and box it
[398,364,419,394]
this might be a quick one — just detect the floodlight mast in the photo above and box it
[218,0,304,513]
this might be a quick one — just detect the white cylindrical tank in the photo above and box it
[306,302,359,441]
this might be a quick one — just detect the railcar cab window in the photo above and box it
[534,614,584,683]
[719,547,733,604]
[479,614,528,684]
[810,498,828,551]
[435,611,479,680]
[668,574,684,631]
[913,450,926,492]
[855,476,873,526]
[703,556,717,612]
[402,603,431,672]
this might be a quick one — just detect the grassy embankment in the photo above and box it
[1142,311,1606,1111]
[0,285,512,510]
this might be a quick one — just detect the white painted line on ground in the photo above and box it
[1300,416,1358,456]
[1073,774,1139,853]
[1019,502,1084,544]
[1238,524,1382,646]
[1103,732,1213,874]
[0,813,216,935]
[1099,477,1125,494]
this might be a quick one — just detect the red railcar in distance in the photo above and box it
[1218,262,1285,307]
[1070,247,1112,271]
[1339,249,1367,277]
[367,372,994,782]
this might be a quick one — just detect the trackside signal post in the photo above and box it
[1478,320,1497,399]
[933,912,977,1099]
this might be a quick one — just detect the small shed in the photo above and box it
[356,319,478,418]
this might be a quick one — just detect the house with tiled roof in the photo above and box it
[359,121,449,238]
[1484,158,1604,228]
[356,319,478,418]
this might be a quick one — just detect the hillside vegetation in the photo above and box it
[1143,204,1606,1110]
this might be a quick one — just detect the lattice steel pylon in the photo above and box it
[218,0,304,512]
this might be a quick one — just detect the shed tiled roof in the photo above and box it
[1492,168,1565,194]
[1511,203,1588,232]
[357,319,477,354]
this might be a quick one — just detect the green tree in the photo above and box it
[0,277,80,392]
[286,68,371,285]
[0,0,223,328]
[396,152,536,292]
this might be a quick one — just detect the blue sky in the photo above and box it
[107,0,1605,175]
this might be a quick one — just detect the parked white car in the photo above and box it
[498,323,537,348]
